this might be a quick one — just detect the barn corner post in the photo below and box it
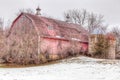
[37,33,41,62]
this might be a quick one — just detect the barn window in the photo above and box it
[48,25,54,30]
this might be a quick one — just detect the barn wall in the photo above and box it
[40,37,88,60]
[9,15,38,47]
[7,15,39,64]
[10,15,36,35]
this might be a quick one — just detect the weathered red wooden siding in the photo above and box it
[40,37,88,60]
[10,15,35,35]
[81,43,88,52]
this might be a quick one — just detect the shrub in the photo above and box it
[93,35,110,58]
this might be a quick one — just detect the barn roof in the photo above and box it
[11,13,89,43]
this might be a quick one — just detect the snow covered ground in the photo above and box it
[0,56,120,80]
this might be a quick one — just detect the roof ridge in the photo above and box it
[9,12,88,42]
[25,13,86,32]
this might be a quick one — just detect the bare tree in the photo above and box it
[0,18,5,63]
[16,8,34,16]
[0,24,39,65]
[112,26,120,37]
[92,34,110,58]
[111,26,120,55]
[64,9,105,34]
[0,18,4,31]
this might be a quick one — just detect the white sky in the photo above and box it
[0,0,120,27]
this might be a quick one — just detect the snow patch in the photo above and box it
[0,56,120,80]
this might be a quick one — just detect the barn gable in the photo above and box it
[9,13,38,37]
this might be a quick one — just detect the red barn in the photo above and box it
[8,8,88,63]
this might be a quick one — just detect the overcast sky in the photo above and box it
[0,0,120,27]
